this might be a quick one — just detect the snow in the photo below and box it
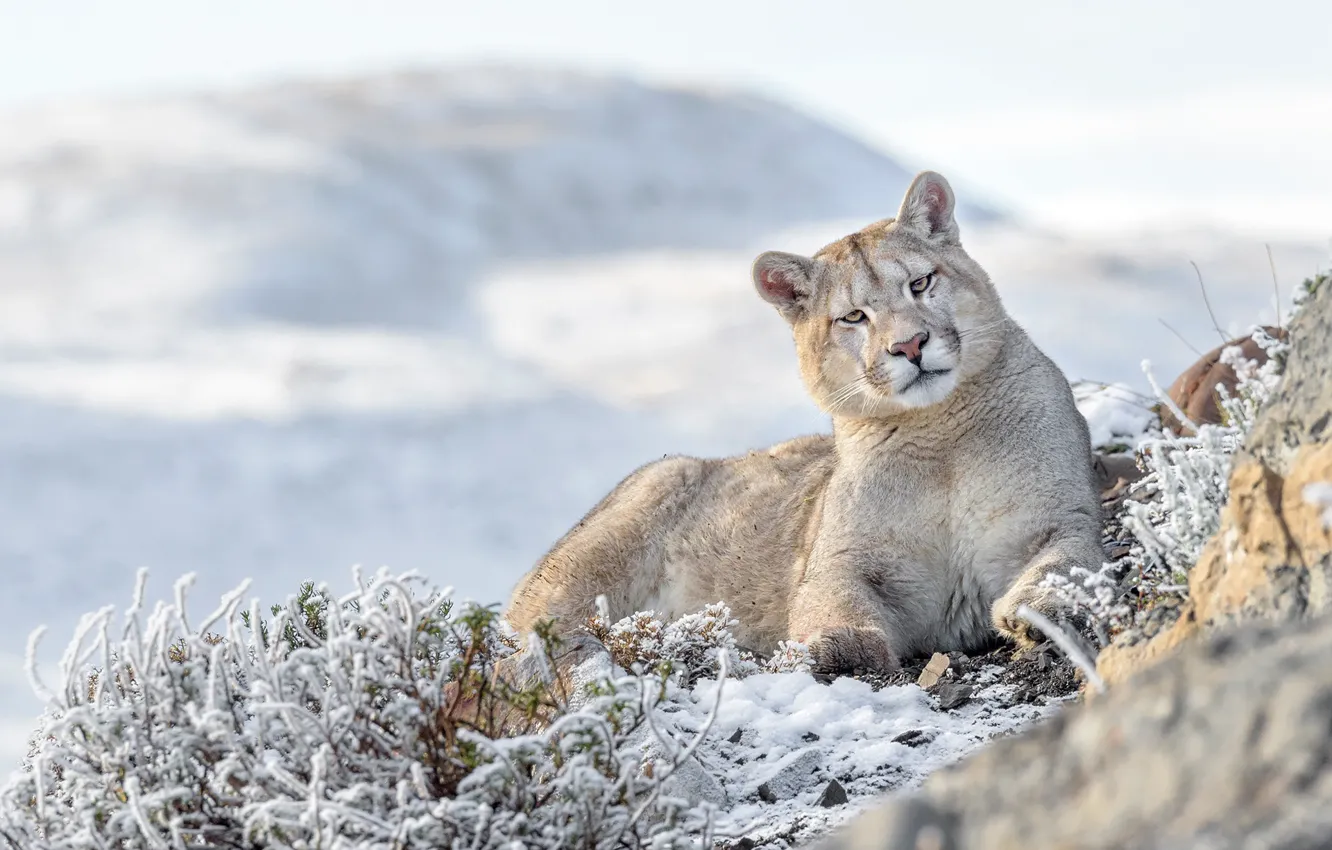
[1305,482,1332,530]
[0,65,1326,773]
[652,666,1056,844]
[1072,381,1157,449]
[570,602,1065,844]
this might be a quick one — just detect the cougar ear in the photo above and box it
[752,251,815,321]
[896,171,959,244]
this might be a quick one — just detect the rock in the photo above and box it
[654,750,727,808]
[634,727,728,807]
[813,610,1332,849]
[819,779,849,808]
[565,651,616,711]
[727,727,743,744]
[1158,325,1284,436]
[1099,280,1332,686]
[935,683,972,711]
[917,652,951,688]
[1092,451,1145,494]
[752,746,822,801]
[892,729,935,748]
[1244,290,1332,479]
[802,731,821,742]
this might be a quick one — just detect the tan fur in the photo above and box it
[505,172,1102,675]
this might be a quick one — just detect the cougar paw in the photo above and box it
[992,583,1083,648]
[805,627,899,677]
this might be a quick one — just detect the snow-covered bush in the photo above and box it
[1,571,1060,850]
[1051,272,1329,643]
[587,600,753,685]
[0,569,731,849]
[586,601,813,684]
[1125,327,1286,583]
[1049,328,1287,641]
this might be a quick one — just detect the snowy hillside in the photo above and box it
[0,65,998,334]
[0,66,1325,769]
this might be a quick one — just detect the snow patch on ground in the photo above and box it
[1304,482,1332,530]
[1073,380,1158,449]
[643,666,1057,846]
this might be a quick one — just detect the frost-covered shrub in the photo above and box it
[0,569,730,849]
[1128,326,1286,590]
[761,640,815,674]
[587,600,751,684]
[1049,272,1327,644]
[586,602,813,683]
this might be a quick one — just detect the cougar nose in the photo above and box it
[888,331,929,365]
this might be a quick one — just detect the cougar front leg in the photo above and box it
[788,567,901,676]
[991,526,1104,647]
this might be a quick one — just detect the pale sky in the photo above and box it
[2,0,1330,237]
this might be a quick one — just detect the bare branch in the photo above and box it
[1190,260,1229,346]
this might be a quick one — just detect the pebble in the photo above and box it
[818,779,849,807]
[936,682,974,711]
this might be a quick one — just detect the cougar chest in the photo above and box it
[829,445,951,550]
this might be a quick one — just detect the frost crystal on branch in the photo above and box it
[1125,328,1287,593]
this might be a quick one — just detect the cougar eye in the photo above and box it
[909,273,935,295]
[838,310,867,325]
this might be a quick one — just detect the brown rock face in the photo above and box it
[811,279,1332,850]
[1159,326,1284,436]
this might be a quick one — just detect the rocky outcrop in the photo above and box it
[1243,304,1331,479]
[811,277,1332,850]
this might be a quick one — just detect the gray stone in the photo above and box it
[1092,451,1145,492]
[818,779,849,808]
[753,746,822,801]
[891,729,934,748]
[935,683,972,711]
[632,728,727,807]
[657,750,727,808]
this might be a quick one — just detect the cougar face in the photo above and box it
[753,172,1006,416]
